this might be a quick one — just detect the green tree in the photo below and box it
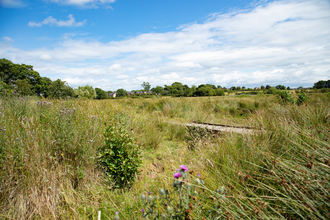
[95,88,107,99]
[0,58,44,95]
[74,85,97,99]
[276,85,286,90]
[49,79,74,99]
[195,84,215,96]
[16,79,32,96]
[314,80,330,89]
[141,81,151,91]
[116,88,128,97]
[215,88,225,96]
[0,80,9,95]
[151,86,164,94]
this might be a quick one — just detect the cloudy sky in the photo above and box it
[0,0,329,91]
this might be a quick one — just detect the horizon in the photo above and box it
[1,0,330,91]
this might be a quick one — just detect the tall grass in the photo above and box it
[0,93,329,219]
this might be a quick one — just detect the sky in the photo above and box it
[0,0,329,91]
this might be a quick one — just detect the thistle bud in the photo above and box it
[141,194,146,200]
[167,206,173,213]
[114,211,120,220]
[159,188,166,195]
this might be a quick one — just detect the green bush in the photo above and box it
[98,112,141,188]
[278,90,295,104]
[296,91,308,105]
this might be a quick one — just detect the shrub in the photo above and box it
[296,91,308,105]
[98,112,141,188]
[278,90,295,104]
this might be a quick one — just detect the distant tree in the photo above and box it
[236,86,241,90]
[217,85,222,89]
[0,58,43,95]
[0,80,14,95]
[266,85,271,89]
[242,86,246,90]
[151,86,164,94]
[49,79,74,99]
[141,81,151,91]
[261,85,265,89]
[230,86,236,90]
[34,77,52,97]
[287,86,291,90]
[276,85,286,90]
[95,88,107,99]
[206,84,217,90]
[164,82,188,96]
[16,79,32,96]
[314,80,330,89]
[222,87,228,92]
[74,85,97,99]
[116,88,128,97]
[195,84,215,96]
[191,85,197,95]
[215,89,225,96]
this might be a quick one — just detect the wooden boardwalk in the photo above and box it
[169,121,255,134]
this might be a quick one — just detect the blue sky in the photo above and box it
[1,0,329,91]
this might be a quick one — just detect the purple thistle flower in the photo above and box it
[142,209,145,213]
[173,172,181,178]
[180,165,188,172]
[177,168,180,171]
[197,173,200,177]
[116,212,119,215]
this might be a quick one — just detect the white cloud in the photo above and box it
[0,0,25,7]
[108,63,121,71]
[174,62,202,68]
[48,0,115,7]
[39,54,53,61]
[28,15,87,27]
[2,36,14,42]
[115,74,129,80]
[2,0,330,91]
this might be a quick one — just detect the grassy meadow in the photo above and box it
[0,91,329,219]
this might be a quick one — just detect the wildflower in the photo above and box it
[173,172,181,178]
[197,173,200,177]
[142,209,145,213]
[114,211,120,220]
[180,165,188,172]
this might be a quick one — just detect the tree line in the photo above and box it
[1,58,328,99]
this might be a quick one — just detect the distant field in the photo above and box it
[0,92,329,219]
